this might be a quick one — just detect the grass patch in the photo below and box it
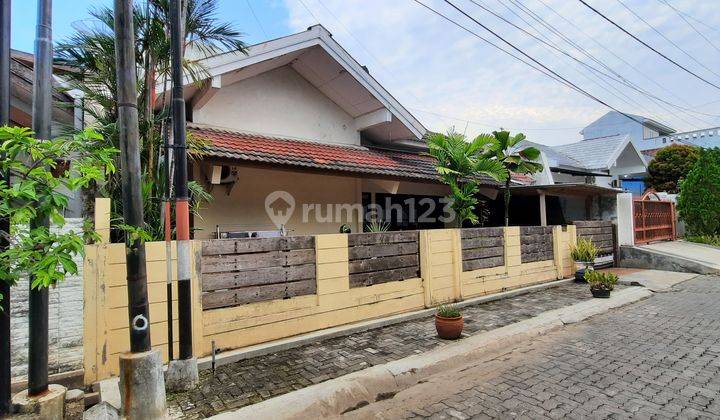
[687,235,720,248]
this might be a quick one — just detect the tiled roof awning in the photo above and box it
[190,125,500,185]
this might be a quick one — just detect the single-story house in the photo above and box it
[506,134,647,225]
[158,25,501,238]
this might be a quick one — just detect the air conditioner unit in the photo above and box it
[611,179,622,188]
[209,165,237,185]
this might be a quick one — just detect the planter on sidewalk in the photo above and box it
[586,271,618,299]
[435,304,463,339]
[571,238,598,282]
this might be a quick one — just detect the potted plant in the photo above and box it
[570,238,598,282]
[435,303,463,339]
[585,270,618,298]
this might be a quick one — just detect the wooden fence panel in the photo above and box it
[348,231,420,287]
[520,226,554,263]
[572,220,615,255]
[460,227,505,271]
[201,236,316,310]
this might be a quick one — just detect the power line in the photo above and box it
[577,0,720,91]
[245,0,268,38]
[435,0,650,128]
[409,1,590,100]
[499,0,716,127]
[410,107,585,131]
[657,0,720,54]
[471,0,710,128]
[614,0,720,79]
[535,0,696,110]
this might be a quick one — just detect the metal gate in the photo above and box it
[633,190,676,245]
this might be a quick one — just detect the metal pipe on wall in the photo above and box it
[114,0,152,353]
[171,0,193,360]
[28,0,52,397]
[0,0,11,414]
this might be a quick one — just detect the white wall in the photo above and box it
[10,218,85,381]
[194,66,361,146]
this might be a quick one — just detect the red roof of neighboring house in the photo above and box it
[510,172,535,185]
[189,125,501,185]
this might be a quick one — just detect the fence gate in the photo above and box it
[633,191,676,245]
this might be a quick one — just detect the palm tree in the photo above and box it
[481,131,543,226]
[55,0,246,239]
[427,131,507,226]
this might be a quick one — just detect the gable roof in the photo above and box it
[163,25,426,143]
[552,134,639,170]
[190,124,500,186]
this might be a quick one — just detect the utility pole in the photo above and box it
[166,0,199,390]
[0,0,11,415]
[113,0,167,417]
[28,0,52,398]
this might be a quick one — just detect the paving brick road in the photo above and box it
[347,275,720,420]
[167,281,605,418]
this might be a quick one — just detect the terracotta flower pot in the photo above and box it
[435,314,463,340]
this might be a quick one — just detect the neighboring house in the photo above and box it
[581,111,675,143]
[507,135,647,225]
[580,111,720,193]
[159,25,499,237]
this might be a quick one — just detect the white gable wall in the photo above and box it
[193,65,361,146]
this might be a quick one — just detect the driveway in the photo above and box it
[346,275,720,419]
[641,241,720,271]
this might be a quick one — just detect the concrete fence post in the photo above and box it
[419,230,433,308]
[616,193,635,246]
[94,197,111,244]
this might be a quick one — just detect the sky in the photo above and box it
[9,0,720,146]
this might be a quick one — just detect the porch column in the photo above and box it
[539,193,547,227]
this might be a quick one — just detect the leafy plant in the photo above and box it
[0,126,117,296]
[585,271,618,291]
[646,144,700,194]
[570,238,598,262]
[427,131,506,227]
[481,131,543,226]
[55,0,244,241]
[436,303,462,318]
[677,148,720,236]
[365,220,390,232]
[686,235,720,248]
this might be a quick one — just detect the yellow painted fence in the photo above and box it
[82,226,576,384]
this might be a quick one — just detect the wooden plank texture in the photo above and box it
[201,236,317,309]
[202,279,317,310]
[460,227,505,272]
[347,231,420,288]
[520,226,553,264]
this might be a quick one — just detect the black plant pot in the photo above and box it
[591,288,611,298]
[574,262,594,282]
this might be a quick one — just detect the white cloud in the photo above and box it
[283,0,720,145]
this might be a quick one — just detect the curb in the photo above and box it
[198,278,574,370]
[210,286,653,419]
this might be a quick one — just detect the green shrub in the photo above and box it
[585,271,619,291]
[570,238,598,262]
[646,144,700,193]
[436,303,462,318]
[677,148,720,236]
[686,235,720,248]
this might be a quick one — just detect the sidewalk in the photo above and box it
[167,279,626,419]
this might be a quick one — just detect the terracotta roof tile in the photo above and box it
[189,125,499,185]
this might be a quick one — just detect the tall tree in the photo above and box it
[481,131,543,226]
[427,131,506,226]
[646,144,700,193]
[55,0,245,240]
[677,148,720,236]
